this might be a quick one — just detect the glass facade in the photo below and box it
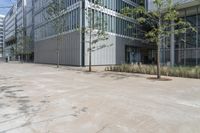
[162,5,200,66]
[4,0,145,65]
[88,0,138,38]
[0,15,4,57]
[87,8,136,38]
[34,0,139,41]
[34,0,80,41]
[88,0,139,13]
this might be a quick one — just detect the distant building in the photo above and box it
[4,5,17,59]
[0,15,4,57]
[4,0,34,61]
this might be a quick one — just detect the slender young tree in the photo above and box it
[24,36,33,62]
[122,0,195,79]
[15,27,33,62]
[46,0,66,68]
[15,28,23,62]
[84,0,110,72]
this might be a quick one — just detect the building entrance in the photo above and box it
[125,46,141,64]
[125,46,157,64]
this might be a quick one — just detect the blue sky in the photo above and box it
[0,0,16,15]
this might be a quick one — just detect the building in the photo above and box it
[4,0,156,65]
[0,15,4,57]
[16,0,34,61]
[148,0,200,66]
[4,5,17,59]
[24,0,34,60]
[163,0,200,66]
[3,0,200,66]
[4,0,34,61]
[34,0,154,66]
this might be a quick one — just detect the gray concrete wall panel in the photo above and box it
[34,31,81,66]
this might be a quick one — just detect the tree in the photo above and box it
[46,0,66,68]
[122,0,195,79]
[83,0,110,72]
[15,27,32,62]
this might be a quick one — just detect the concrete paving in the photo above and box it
[0,63,200,133]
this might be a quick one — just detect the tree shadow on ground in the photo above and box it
[0,75,13,81]
[0,86,19,94]
[0,104,88,133]
[0,96,51,133]
[76,71,144,80]
[0,87,29,129]
[0,75,52,132]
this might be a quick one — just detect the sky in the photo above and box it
[0,0,16,15]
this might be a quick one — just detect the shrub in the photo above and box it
[106,64,200,79]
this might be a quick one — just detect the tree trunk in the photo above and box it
[89,15,92,72]
[157,44,161,79]
[57,50,60,68]
[157,14,162,79]
[89,35,92,72]
[170,20,175,67]
[26,54,28,62]
[57,35,60,68]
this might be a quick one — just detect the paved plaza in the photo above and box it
[0,63,200,133]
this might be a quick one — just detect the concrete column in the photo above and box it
[170,20,175,67]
